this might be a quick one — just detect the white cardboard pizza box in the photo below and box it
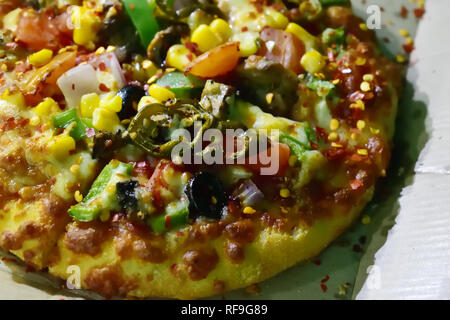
[1,0,449,300]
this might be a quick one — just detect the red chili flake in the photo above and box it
[190,83,195,88]
[105,139,113,147]
[327,48,335,62]
[315,126,328,141]
[228,200,239,214]
[350,179,364,190]
[71,83,75,90]
[99,83,110,92]
[165,215,172,229]
[99,62,106,72]
[321,275,330,283]
[184,42,198,53]
[170,263,178,275]
[383,37,391,43]
[69,149,77,155]
[1,257,15,262]
[271,4,284,11]
[241,26,248,32]
[129,3,135,9]
[85,128,95,137]
[403,43,415,54]
[414,8,425,19]
[25,266,35,273]
[400,6,408,18]
[176,231,184,237]
[320,283,327,292]
[313,259,322,266]
[186,52,194,61]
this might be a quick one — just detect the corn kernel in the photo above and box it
[28,48,53,66]
[106,45,116,53]
[331,142,343,148]
[243,206,256,214]
[137,95,159,111]
[233,32,259,57]
[80,93,100,118]
[34,97,59,116]
[92,107,120,132]
[74,190,83,202]
[355,57,366,66]
[361,214,371,225]
[359,23,368,31]
[396,54,406,63]
[71,5,101,50]
[210,19,232,43]
[301,50,326,74]
[95,46,105,55]
[99,93,122,113]
[370,127,380,134]
[50,135,76,160]
[357,148,368,156]
[360,81,371,92]
[264,10,289,29]
[29,116,40,126]
[351,132,358,140]
[191,24,222,52]
[399,29,409,37]
[280,188,290,198]
[330,118,339,131]
[350,99,365,110]
[266,93,274,104]
[363,74,374,82]
[166,44,195,71]
[357,120,366,130]
[142,59,158,75]
[149,84,175,102]
[328,132,338,141]
[285,23,316,51]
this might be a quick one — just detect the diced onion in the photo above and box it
[234,179,264,207]
[57,63,99,107]
[57,53,125,107]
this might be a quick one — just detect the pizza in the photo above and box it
[0,0,403,299]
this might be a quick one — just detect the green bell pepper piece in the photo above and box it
[68,161,134,222]
[147,201,189,234]
[123,0,160,48]
[156,72,205,98]
[53,108,93,141]
[280,133,310,160]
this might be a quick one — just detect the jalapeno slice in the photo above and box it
[127,100,214,157]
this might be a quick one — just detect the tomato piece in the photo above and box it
[244,141,291,176]
[186,42,240,78]
[19,51,76,105]
[259,27,305,74]
[16,11,73,51]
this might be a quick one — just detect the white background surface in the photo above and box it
[0,0,448,300]
[357,0,450,299]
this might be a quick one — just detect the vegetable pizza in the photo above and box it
[0,0,403,299]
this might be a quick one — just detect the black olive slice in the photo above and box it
[186,172,227,220]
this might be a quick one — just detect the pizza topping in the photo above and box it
[186,172,227,220]
[68,160,134,222]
